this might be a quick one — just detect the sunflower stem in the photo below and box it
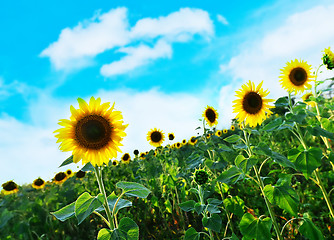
[94,166,114,230]
[198,185,214,240]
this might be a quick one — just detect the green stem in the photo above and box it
[93,211,110,228]
[198,185,214,240]
[94,166,114,229]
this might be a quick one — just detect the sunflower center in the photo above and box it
[151,131,162,143]
[243,92,263,114]
[34,178,44,186]
[76,170,86,178]
[122,154,130,161]
[3,181,17,191]
[289,67,307,86]
[190,137,196,143]
[168,134,174,140]
[205,109,216,123]
[75,115,112,150]
[55,172,66,181]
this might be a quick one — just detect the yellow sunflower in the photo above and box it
[121,153,131,164]
[168,133,175,141]
[147,128,165,147]
[322,47,334,70]
[66,169,74,177]
[32,178,45,190]
[215,130,222,137]
[279,59,314,93]
[302,92,316,107]
[53,172,67,185]
[189,136,197,145]
[223,129,228,134]
[203,106,218,127]
[1,181,19,195]
[76,170,86,179]
[230,125,235,131]
[238,124,244,130]
[233,81,274,127]
[182,139,187,144]
[54,97,128,166]
[112,160,119,166]
[175,142,182,149]
[140,152,146,159]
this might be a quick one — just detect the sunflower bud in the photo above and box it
[194,169,209,185]
[322,47,334,70]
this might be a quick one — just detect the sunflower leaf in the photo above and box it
[184,227,200,240]
[299,214,324,240]
[95,192,132,215]
[75,192,104,225]
[59,155,73,168]
[116,182,151,199]
[51,202,75,222]
[224,134,241,143]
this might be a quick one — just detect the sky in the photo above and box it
[0,0,333,185]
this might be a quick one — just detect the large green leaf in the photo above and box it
[75,192,104,224]
[299,215,324,240]
[217,166,244,185]
[271,152,295,169]
[202,213,222,233]
[262,118,283,131]
[224,134,241,143]
[96,192,132,215]
[184,227,200,240]
[0,208,14,229]
[51,202,75,222]
[59,155,73,167]
[116,182,151,199]
[235,155,258,173]
[98,228,112,240]
[239,213,272,240]
[179,200,196,212]
[288,147,322,178]
[223,196,244,217]
[118,217,139,240]
[263,184,299,217]
[307,126,334,140]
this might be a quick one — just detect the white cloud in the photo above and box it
[0,78,32,100]
[217,14,229,25]
[40,7,214,75]
[130,8,214,41]
[40,7,130,70]
[100,40,172,77]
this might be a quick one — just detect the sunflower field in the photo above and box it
[1,49,334,240]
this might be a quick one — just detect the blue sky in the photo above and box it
[1,0,333,185]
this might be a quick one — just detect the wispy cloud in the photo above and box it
[217,14,228,25]
[40,7,214,76]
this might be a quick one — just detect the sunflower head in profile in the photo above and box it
[76,170,86,179]
[32,178,45,190]
[168,133,175,141]
[54,97,128,167]
[1,181,19,195]
[121,153,131,164]
[233,81,274,128]
[203,106,218,127]
[302,92,316,107]
[133,149,139,156]
[322,47,334,70]
[215,130,222,137]
[189,136,197,145]
[223,129,228,134]
[279,59,314,93]
[53,172,67,185]
[147,128,165,147]
[140,152,146,159]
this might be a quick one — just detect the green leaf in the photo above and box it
[0,208,14,229]
[116,182,151,199]
[263,184,299,217]
[51,202,75,222]
[96,192,132,215]
[307,126,334,140]
[194,203,205,215]
[299,216,324,240]
[118,217,139,240]
[275,97,289,107]
[179,200,196,212]
[81,162,95,172]
[224,134,241,143]
[321,118,334,132]
[184,227,200,240]
[288,147,322,178]
[253,143,272,156]
[239,213,272,240]
[217,166,244,185]
[75,192,104,224]
[98,228,112,240]
[223,196,244,217]
[59,155,73,167]
[261,118,283,131]
[271,151,295,169]
[235,156,258,173]
[202,214,222,232]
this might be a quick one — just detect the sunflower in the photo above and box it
[322,47,334,70]
[175,142,182,149]
[182,139,187,144]
[66,169,74,177]
[76,170,86,179]
[147,128,165,147]
[32,178,45,189]
[302,92,316,107]
[140,152,146,159]
[168,133,175,141]
[233,81,274,127]
[53,172,67,185]
[189,136,197,145]
[231,125,235,131]
[238,124,244,130]
[223,129,228,134]
[112,160,119,166]
[215,130,222,137]
[279,59,314,93]
[121,153,131,164]
[54,97,128,166]
[133,149,139,156]
[1,181,18,195]
[203,106,218,127]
